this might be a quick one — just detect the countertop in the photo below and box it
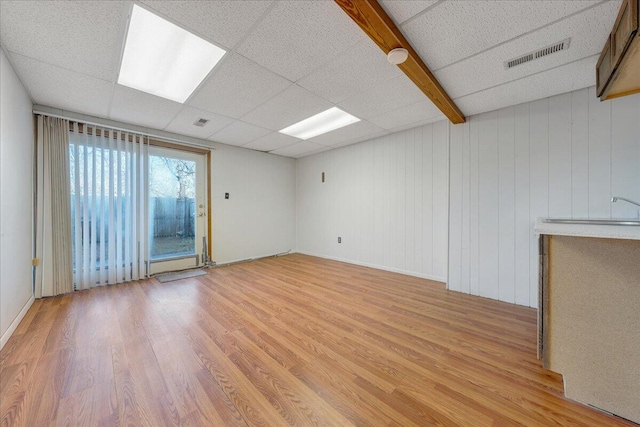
[534,218,640,240]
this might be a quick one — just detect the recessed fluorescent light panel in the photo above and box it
[118,5,226,103]
[280,107,360,140]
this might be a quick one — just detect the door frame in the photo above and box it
[147,138,211,273]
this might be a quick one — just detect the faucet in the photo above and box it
[611,196,640,207]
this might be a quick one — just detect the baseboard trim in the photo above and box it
[0,294,35,350]
[296,251,447,284]
[214,250,292,267]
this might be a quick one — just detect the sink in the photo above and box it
[542,218,640,226]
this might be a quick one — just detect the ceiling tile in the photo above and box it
[330,130,390,149]
[242,132,299,152]
[338,76,426,119]
[164,106,234,139]
[436,2,619,99]
[454,54,597,117]
[1,0,617,150]
[241,85,333,131]
[0,0,127,81]
[369,99,445,130]
[208,120,272,147]
[403,0,601,70]
[270,141,328,158]
[140,0,272,49]
[237,1,365,81]
[10,53,112,118]
[294,146,333,158]
[380,0,439,25]
[110,85,183,129]
[189,53,291,119]
[387,115,446,134]
[297,40,403,104]
[309,120,387,147]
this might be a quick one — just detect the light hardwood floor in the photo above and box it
[1,254,636,426]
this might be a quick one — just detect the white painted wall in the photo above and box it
[211,144,296,264]
[28,106,297,268]
[296,121,449,282]
[448,87,640,307]
[1,49,34,347]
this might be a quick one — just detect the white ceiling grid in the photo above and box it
[434,2,618,101]
[309,120,387,147]
[240,84,333,131]
[403,1,603,70]
[208,120,272,147]
[380,0,440,24]
[297,40,404,104]
[188,52,292,119]
[8,52,114,118]
[164,105,235,139]
[271,140,331,158]
[0,0,621,158]
[110,85,184,129]
[369,100,445,132]
[242,132,301,152]
[236,1,367,81]
[139,1,273,50]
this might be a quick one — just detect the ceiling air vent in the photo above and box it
[504,38,571,69]
[193,118,210,127]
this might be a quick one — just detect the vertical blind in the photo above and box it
[70,123,148,289]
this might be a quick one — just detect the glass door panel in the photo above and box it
[148,146,207,275]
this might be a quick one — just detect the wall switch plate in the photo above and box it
[225,193,229,199]
[338,237,341,243]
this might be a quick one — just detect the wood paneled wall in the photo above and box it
[296,121,449,282]
[296,87,639,308]
[448,87,640,307]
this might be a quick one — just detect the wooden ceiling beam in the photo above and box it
[335,0,466,124]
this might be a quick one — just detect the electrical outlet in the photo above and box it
[225,193,229,199]
[338,237,341,243]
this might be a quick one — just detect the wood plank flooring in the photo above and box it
[1,254,636,426]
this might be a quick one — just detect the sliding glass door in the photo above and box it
[148,146,207,275]
[69,126,209,285]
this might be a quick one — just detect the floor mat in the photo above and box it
[155,269,207,283]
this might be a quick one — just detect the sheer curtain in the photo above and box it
[69,123,148,290]
[35,116,74,297]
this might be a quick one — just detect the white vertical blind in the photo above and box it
[138,134,147,279]
[70,125,148,289]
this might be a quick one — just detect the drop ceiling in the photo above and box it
[0,0,620,158]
